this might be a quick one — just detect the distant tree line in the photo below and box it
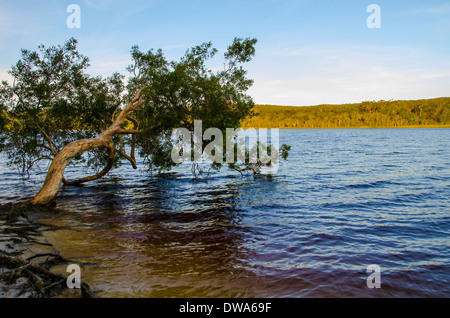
[242,98,450,129]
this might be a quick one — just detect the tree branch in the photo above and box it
[63,140,116,186]
[115,147,137,169]
[33,121,57,155]
[111,95,129,123]
[31,88,146,205]
[126,115,138,163]
[233,166,258,175]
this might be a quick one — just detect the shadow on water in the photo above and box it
[34,170,292,297]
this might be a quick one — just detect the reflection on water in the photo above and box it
[1,129,450,297]
[34,175,270,297]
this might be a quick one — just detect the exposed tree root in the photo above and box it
[0,203,93,298]
[0,254,91,298]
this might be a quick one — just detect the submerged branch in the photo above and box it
[115,146,137,169]
[234,166,258,176]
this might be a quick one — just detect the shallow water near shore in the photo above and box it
[1,129,449,297]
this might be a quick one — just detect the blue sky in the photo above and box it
[1,0,449,105]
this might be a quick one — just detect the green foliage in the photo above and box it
[242,98,450,129]
[0,37,262,177]
[127,37,258,172]
[0,38,125,176]
[0,103,7,131]
[280,144,291,160]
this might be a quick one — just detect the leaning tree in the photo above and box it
[0,37,288,206]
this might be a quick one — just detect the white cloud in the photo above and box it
[248,44,450,106]
[400,3,450,19]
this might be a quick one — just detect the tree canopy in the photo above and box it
[0,38,125,176]
[0,37,288,205]
[127,37,258,172]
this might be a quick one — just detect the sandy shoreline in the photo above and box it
[0,204,90,298]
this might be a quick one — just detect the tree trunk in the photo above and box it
[30,89,145,205]
[30,136,114,205]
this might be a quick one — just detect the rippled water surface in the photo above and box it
[1,129,449,297]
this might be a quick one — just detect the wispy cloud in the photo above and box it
[248,44,450,105]
[83,0,109,9]
[404,3,450,15]
[421,4,450,14]
[83,0,160,14]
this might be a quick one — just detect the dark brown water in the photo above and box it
[1,129,449,297]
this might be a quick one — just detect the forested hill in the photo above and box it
[242,97,450,129]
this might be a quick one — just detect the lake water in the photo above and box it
[1,129,449,297]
